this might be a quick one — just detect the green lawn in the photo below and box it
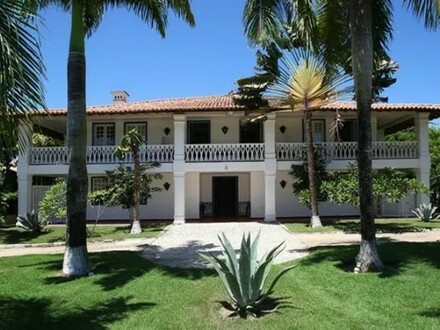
[0,243,439,329]
[284,218,440,233]
[0,224,166,245]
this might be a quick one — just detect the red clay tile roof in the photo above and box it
[39,95,440,118]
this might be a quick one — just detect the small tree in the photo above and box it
[39,178,67,223]
[115,129,145,234]
[323,163,429,214]
[289,145,330,210]
[94,164,162,233]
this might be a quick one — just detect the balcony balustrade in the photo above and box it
[29,141,419,165]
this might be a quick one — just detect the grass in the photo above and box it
[284,218,440,233]
[0,224,166,245]
[0,243,439,329]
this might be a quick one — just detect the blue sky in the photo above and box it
[39,1,440,108]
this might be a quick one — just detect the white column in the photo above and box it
[17,125,32,216]
[264,113,277,222]
[415,113,431,205]
[173,114,186,224]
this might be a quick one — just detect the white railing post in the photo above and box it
[415,113,431,205]
[18,125,32,216]
[173,114,186,224]
[264,113,277,222]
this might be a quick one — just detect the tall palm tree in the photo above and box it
[242,0,438,272]
[33,0,195,276]
[0,0,46,152]
[115,129,144,234]
[268,52,349,228]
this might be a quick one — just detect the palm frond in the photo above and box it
[404,0,440,29]
[0,0,46,151]
[243,0,286,45]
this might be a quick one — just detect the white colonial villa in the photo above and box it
[17,92,439,223]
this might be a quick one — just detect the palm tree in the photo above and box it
[115,129,144,234]
[268,52,348,228]
[0,1,46,152]
[33,0,195,276]
[242,0,438,272]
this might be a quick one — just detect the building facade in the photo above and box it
[17,93,439,223]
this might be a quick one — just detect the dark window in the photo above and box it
[92,123,115,146]
[187,121,210,144]
[240,121,263,143]
[338,119,358,142]
[91,177,108,192]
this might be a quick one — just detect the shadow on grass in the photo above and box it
[300,242,440,277]
[0,228,64,244]
[31,251,214,290]
[323,220,438,234]
[0,295,154,330]
[218,295,298,318]
[420,308,440,318]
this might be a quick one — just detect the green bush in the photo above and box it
[39,179,67,223]
[199,232,295,318]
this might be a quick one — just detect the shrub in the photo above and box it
[199,232,295,318]
[39,179,67,223]
[412,203,440,222]
[16,210,46,232]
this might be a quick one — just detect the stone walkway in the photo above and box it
[140,222,308,268]
[1,224,439,269]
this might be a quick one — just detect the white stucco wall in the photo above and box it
[185,172,200,219]
[250,172,265,218]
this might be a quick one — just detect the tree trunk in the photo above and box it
[131,147,142,234]
[63,0,90,276]
[305,110,322,228]
[349,0,383,272]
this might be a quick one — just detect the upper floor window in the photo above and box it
[338,119,358,142]
[303,119,326,143]
[187,120,210,144]
[124,122,147,143]
[240,121,263,143]
[93,123,115,146]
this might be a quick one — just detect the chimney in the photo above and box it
[111,91,129,104]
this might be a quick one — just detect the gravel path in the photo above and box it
[140,222,308,268]
[1,225,438,269]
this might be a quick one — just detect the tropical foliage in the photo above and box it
[0,0,46,151]
[199,232,295,318]
[412,203,440,222]
[322,163,429,211]
[39,179,67,223]
[16,210,46,232]
[91,164,162,222]
[289,145,329,208]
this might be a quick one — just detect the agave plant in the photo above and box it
[199,232,295,318]
[16,210,46,232]
[412,203,440,222]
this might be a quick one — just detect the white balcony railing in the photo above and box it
[29,141,419,165]
[185,143,265,162]
[29,145,174,165]
[276,141,419,161]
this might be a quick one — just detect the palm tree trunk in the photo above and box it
[63,0,91,276]
[349,0,383,272]
[305,108,322,228]
[131,147,142,234]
